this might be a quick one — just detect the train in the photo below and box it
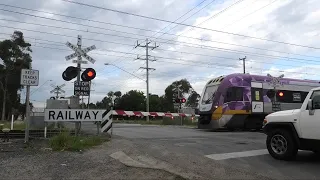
[197,73,320,130]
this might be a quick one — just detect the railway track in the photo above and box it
[0,130,76,139]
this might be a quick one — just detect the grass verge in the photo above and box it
[49,131,109,151]
[0,120,25,130]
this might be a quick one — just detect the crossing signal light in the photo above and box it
[81,68,96,81]
[174,98,186,103]
[62,66,78,81]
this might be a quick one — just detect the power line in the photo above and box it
[2,19,318,61]
[1,32,318,71]
[1,13,318,59]
[59,0,320,49]
[169,0,246,41]
[153,0,217,40]
[15,38,315,68]
[222,0,278,29]
[22,43,320,77]
[0,18,148,39]
[1,28,319,66]
[0,34,313,70]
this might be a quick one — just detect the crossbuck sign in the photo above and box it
[65,35,96,64]
[267,74,284,87]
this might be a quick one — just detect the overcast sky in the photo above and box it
[1,0,320,108]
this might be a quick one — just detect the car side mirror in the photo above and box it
[308,99,315,115]
[308,99,313,110]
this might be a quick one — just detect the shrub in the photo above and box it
[49,131,108,151]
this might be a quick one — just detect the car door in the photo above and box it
[300,90,320,140]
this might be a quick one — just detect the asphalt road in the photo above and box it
[110,124,320,180]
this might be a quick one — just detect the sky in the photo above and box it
[0,0,320,108]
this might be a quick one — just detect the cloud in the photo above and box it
[1,0,320,108]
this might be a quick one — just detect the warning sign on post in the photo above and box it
[20,69,39,86]
[74,81,90,96]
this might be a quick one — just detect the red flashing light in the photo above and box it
[279,92,284,97]
[181,98,186,103]
[87,71,94,77]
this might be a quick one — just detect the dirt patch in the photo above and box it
[0,138,185,180]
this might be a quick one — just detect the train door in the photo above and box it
[251,82,264,113]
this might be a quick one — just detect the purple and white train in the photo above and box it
[197,73,320,130]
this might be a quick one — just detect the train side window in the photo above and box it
[225,87,243,102]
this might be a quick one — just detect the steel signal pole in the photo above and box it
[75,35,82,136]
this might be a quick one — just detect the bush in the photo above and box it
[49,131,108,151]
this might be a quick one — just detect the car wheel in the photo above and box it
[266,129,298,160]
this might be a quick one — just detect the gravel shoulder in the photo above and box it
[0,138,184,180]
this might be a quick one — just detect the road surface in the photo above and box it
[80,123,320,179]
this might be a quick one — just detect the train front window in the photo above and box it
[202,85,218,104]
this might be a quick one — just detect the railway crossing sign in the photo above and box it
[65,35,96,64]
[267,74,284,87]
[50,84,66,99]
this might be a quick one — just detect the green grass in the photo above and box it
[49,131,109,151]
[0,120,25,130]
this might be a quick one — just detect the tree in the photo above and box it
[95,90,122,110]
[149,94,162,112]
[164,79,193,112]
[186,91,201,108]
[0,31,32,120]
[114,91,122,98]
[117,90,145,111]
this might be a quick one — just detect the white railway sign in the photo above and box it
[45,109,104,122]
[20,69,39,86]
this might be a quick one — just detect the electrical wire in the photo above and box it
[168,0,246,41]
[58,0,320,49]
[18,43,320,77]
[2,23,318,62]
[2,29,319,68]
[0,15,318,59]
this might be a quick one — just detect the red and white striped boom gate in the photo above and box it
[101,110,199,132]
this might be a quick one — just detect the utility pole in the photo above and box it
[135,38,158,122]
[24,63,31,143]
[239,56,247,74]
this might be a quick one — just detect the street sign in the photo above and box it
[20,69,39,86]
[72,60,88,64]
[74,81,90,96]
[44,109,105,122]
[272,102,281,111]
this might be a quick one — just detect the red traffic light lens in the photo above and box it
[81,68,96,81]
[279,92,284,97]
[87,71,94,77]
[181,98,186,103]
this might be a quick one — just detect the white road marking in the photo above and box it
[205,149,269,160]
